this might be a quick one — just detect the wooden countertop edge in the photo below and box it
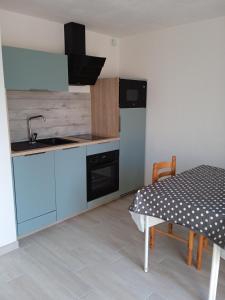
[11,137,120,157]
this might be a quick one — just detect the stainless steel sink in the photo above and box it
[11,138,78,152]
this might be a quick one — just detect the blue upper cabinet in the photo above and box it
[13,152,56,235]
[55,147,87,221]
[119,108,146,195]
[2,46,68,91]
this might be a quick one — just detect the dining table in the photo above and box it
[129,165,225,300]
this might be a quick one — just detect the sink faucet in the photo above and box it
[27,115,46,143]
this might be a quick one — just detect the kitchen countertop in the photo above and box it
[11,136,120,157]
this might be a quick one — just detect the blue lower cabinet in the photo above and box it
[119,108,146,195]
[55,147,87,220]
[13,152,56,236]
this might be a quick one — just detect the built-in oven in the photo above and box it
[119,78,147,108]
[87,150,119,201]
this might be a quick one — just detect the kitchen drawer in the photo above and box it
[17,211,56,237]
[86,141,119,155]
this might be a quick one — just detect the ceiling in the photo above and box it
[0,0,225,37]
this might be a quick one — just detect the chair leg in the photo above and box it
[168,223,173,234]
[150,226,155,250]
[187,230,194,266]
[203,237,208,249]
[197,235,204,270]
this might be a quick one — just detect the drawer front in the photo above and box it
[87,141,119,156]
[17,211,56,237]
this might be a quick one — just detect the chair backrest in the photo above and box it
[152,156,176,184]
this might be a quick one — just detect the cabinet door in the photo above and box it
[119,108,146,195]
[55,147,87,220]
[13,152,56,224]
[2,46,68,91]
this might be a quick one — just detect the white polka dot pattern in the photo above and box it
[129,165,225,248]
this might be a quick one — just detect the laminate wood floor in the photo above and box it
[0,194,225,300]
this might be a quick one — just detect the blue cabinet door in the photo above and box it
[13,152,56,224]
[2,46,68,91]
[55,147,87,220]
[119,108,146,195]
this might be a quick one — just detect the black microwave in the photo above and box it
[119,78,147,108]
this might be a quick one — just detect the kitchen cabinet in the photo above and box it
[55,147,87,220]
[91,78,119,137]
[2,46,68,91]
[12,141,120,237]
[119,108,146,194]
[91,78,146,195]
[13,152,56,236]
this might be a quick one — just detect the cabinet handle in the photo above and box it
[119,115,121,132]
[24,152,46,156]
[29,89,49,92]
[62,146,81,150]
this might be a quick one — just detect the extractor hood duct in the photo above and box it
[64,22,106,85]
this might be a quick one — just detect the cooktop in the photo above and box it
[72,134,108,141]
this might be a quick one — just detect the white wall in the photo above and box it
[0,28,17,250]
[0,9,119,77]
[120,17,225,183]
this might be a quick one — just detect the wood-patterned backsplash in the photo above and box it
[7,91,91,142]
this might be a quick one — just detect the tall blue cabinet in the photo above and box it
[119,108,146,195]
[90,78,146,196]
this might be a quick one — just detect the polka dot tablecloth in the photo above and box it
[129,165,225,248]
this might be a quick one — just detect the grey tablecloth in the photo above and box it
[129,165,225,248]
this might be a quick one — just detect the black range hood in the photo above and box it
[64,22,106,85]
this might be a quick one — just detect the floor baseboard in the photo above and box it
[0,241,19,256]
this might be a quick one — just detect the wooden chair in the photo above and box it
[149,156,195,267]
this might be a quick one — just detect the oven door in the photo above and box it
[87,151,119,201]
[119,79,147,108]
